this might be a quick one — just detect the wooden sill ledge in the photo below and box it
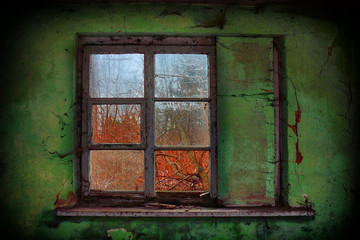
[55,206,315,217]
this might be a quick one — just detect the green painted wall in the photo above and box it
[1,3,359,239]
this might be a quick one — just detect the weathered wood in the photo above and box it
[89,98,145,104]
[78,36,215,47]
[154,98,210,102]
[55,206,315,218]
[209,49,218,198]
[273,37,282,205]
[77,36,218,206]
[144,53,156,198]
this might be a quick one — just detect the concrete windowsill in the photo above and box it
[55,206,315,217]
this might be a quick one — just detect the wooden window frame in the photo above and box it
[55,35,315,217]
[75,36,217,208]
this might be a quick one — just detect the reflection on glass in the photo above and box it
[155,150,209,191]
[90,150,144,191]
[90,54,144,98]
[155,102,209,146]
[92,104,141,144]
[155,54,209,98]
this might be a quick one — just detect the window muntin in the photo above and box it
[79,37,217,206]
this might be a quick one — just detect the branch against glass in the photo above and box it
[155,54,208,98]
[90,54,144,98]
[155,150,209,191]
[92,104,141,144]
[90,150,145,191]
[155,102,210,147]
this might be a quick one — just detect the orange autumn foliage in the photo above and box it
[91,104,209,192]
[92,104,141,144]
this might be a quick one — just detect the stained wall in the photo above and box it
[0,3,359,239]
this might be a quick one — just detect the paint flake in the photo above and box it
[54,191,76,208]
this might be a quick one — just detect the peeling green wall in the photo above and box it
[1,3,359,239]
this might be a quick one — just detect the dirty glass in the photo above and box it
[92,104,141,144]
[90,150,145,191]
[155,102,210,146]
[90,54,144,98]
[155,150,209,191]
[155,54,209,98]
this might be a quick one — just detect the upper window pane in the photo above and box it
[155,54,209,98]
[90,54,144,98]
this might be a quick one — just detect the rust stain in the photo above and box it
[296,140,303,164]
[328,46,333,57]
[54,191,76,208]
[260,89,273,93]
[288,81,303,165]
[288,124,297,135]
[295,103,302,123]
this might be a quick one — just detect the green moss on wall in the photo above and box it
[0,2,359,239]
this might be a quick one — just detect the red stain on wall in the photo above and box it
[54,191,76,208]
[288,101,303,164]
[295,141,303,164]
[288,124,297,135]
[295,104,301,123]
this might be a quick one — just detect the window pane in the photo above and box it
[90,54,144,98]
[155,54,209,98]
[155,150,209,191]
[155,102,209,146]
[90,150,144,191]
[92,104,141,144]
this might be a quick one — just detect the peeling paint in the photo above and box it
[288,80,303,165]
[0,2,359,240]
[107,228,134,240]
[54,191,76,208]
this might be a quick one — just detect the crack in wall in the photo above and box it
[310,27,339,88]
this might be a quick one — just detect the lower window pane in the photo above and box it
[155,150,209,191]
[90,150,144,191]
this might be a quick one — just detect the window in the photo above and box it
[76,37,217,207]
[55,36,314,217]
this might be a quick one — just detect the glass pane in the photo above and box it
[155,54,209,98]
[92,104,141,144]
[90,150,144,191]
[90,54,144,98]
[155,150,209,191]
[155,102,209,146]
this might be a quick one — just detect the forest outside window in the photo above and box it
[76,37,217,207]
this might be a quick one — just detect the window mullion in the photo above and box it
[209,51,217,199]
[144,53,156,198]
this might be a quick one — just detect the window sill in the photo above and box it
[54,206,315,217]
